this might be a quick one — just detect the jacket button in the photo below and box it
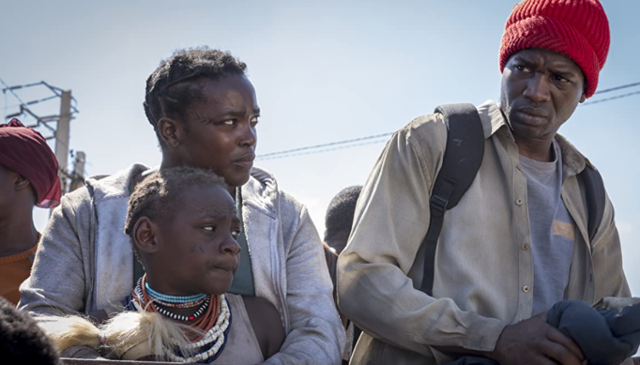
[523,285,530,293]
[522,243,529,251]
[516,199,523,206]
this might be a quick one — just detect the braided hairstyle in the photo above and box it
[143,47,247,147]
[124,167,228,258]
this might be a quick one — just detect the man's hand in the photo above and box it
[486,316,585,365]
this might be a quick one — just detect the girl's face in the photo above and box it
[172,75,259,188]
[147,184,241,296]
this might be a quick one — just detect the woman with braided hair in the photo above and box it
[20,47,345,364]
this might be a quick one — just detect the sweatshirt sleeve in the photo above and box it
[19,189,92,317]
[263,197,346,365]
[337,120,505,355]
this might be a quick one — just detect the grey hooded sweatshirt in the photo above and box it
[19,164,346,364]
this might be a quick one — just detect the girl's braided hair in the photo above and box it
[124,166,228,238]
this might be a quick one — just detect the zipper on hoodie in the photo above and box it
[270,218,290,333]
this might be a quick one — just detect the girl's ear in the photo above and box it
[133,217,160,254]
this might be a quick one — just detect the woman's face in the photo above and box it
[147,184,241,296]
[172,75,260,187]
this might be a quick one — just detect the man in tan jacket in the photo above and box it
[337,0,634,364]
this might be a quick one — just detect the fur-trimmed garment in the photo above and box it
[125,294,263,364]
[39,294,263,364]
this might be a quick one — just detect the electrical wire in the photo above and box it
[258,81,640,160]
[258,132,393,159]
[581,90,640,106]
[593,81,640,95]
[258,138,390,160]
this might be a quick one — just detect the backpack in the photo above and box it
[419,103,605,295]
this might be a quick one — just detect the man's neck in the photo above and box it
[514,136,554,162]
[0,213,38,258]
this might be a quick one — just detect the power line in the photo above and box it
[258,138,390,160]
[594,81,640,95]
[259,81,640,161]
[257,132,393,159]
[0,76,26,106]
[581,90,640,106]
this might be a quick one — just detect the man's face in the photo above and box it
[500,48,586,142]
[174,75,259,187]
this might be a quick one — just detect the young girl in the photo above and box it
[41,167,284,363]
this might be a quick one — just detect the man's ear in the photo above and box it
[133,217,160,254]
[580,93,586,103]
[158,117,185,149]
[14,174,31,191]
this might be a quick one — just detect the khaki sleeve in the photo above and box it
[337,117,505,355]
[592,191,631,301]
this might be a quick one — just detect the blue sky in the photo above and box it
[2,0,639,296]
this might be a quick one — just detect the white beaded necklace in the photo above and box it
[166,294,231,363]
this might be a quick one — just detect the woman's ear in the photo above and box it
[133,217,159,254]
[158,117,184,149]
[14,174,31,191]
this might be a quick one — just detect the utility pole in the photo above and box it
[54,90,72,193]
[68,151,86,192]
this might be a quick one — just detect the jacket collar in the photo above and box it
[477,100,590,177]
[242,166,279,218]
[85,163,151,202]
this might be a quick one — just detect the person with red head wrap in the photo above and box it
[0,118,61,305]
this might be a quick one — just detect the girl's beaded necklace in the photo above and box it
[145,281,207,305]
[131,275,232,363]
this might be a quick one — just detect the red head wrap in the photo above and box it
[0,118,61,208]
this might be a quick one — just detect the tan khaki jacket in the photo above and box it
[337,101,630,365]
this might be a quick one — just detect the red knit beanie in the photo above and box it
[499,0,610,98]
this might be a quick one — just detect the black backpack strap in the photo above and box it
[578,166,605,243]
[420,103,485,295]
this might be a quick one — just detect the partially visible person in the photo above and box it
[0,296,61,364]
[0,118,60,305]
[20,47,345,364]
[41,167,285,364]
[322,186,362,364]
[324,186,362,256]
[322,185,362,294]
